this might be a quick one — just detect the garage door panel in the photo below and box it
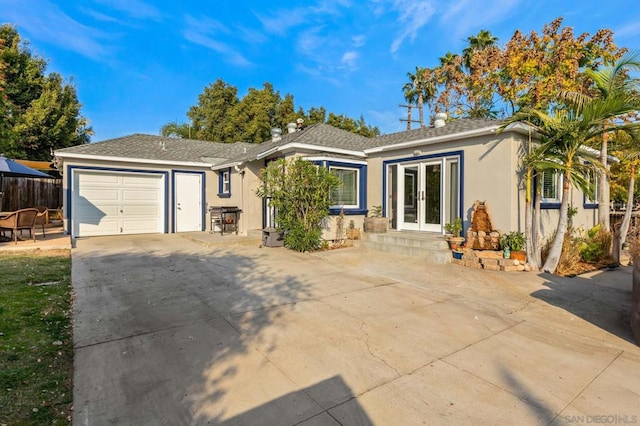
[78,188,120,201]
[79,173,120,185]
[77,220,121,237]
[73,170,165,237]
[121,219,161,233]
[122,189,160,201]
[121,205,160,216]
[122,175,161,186]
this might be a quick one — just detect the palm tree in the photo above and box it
[561,52,640,230]
[502,92,640,273]
[611,129,640,263]
[403,67,435,129]
[160,121,195,139]
[463,29,498,69]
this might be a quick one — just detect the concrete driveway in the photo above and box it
[72,234,640,425]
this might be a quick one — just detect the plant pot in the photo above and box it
[448,236,465,250]
[346,228,361,240]
[452,251,463,260]
[363,217,387,233]
[511,250,526,262]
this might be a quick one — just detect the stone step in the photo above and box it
[361,231,451,264]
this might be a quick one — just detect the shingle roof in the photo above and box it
[55,134,254,164]
[54,119,506,167]
[221,123,374,164]
[369,118,502,148]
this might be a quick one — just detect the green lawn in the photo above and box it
[0,250,73,425]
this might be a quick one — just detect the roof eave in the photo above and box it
[365,125,500,153]
[53,152,213,168]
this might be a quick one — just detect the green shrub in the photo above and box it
[578,224,612,263]
[501,231,526,251]
[256,157,340,252]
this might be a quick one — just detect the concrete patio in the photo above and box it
[71,233,640,425]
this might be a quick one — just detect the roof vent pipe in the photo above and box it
[287,122,297,134]
[271,127,282,142]
[434,112,447,128]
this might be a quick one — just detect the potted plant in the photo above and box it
[444,218,464,249]
[501,231,526,261]
[363,205,387,233]
[452,247,464,260]
[346,219,361,240]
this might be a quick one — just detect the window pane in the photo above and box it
[331,169,357,206]
[542,171,557,200]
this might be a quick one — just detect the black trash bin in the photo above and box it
[262,227,284,247]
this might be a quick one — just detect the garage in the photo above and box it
[72,170,165,237]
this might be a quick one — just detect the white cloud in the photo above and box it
[182,15,251,67]
[94,0,161,21]
[297,27,327,55]
[256,7,308,36]
[0,0,110,61]
[340,51,359,69]
[352,34,366,48]
[437,0,521,41]
[615,21,640,39]
[389,0,437,53]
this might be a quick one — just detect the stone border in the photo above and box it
[451,251,529,272]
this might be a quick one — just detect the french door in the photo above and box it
[397,158,459,232]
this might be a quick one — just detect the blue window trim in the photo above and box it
[382,150,464,220]
[66,166,170,236]
[534,174,562,209]
[218,168,231,198]
[171,170,206,232]
[322,160,367,215]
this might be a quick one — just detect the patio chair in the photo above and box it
[0,208,39,244]
[34,206,48,237]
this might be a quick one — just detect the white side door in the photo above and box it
[174,172,202,232]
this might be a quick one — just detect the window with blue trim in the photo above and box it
[218,168,231,198]
[327,162,366,214]
[541,170,561,205]
[331,167,358,208]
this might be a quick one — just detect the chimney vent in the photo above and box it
[434,112,447,128]
[287,122,297,133]
[271,127,282,142]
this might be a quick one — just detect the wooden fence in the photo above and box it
[0,176,62,211]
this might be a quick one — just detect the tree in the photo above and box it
[0,25,91,158]
[13,73,91,160]
[584,53,640,230]
[255,157,340,252]
[502,92,640,273]
[402,66,434,128]
[187,78,238,142]
[462,29,498,69]
[164,79,379,142]
[609,128,640,263]
[406,18,626,121]
[160,121,195,139]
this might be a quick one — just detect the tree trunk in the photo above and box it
[598,132,610,229]
[542,175,571,273]
[524,167,539,270]
[533,173,542,268]
[613,163,636,264]
[418,94,425,128]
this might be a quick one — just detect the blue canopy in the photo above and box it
[0,155,51,178]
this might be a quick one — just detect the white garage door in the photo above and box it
[73,170,165,237]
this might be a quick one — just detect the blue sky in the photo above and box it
[1,0,639,142]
